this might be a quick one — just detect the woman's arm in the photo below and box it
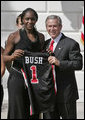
[3,32,24,63]
[1,55,5,77]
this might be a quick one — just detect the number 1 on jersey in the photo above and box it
[30,66,39,84]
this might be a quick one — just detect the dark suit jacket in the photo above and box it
[45,33,83,103]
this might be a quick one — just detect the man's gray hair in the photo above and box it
[45,15,62,26]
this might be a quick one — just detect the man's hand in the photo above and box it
[48,56,60,66]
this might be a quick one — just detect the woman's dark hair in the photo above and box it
[21,8,38,23]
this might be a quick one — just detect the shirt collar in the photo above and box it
[51,33,62,43]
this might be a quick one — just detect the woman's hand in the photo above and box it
[46,49,53,55]
[11,49,24,60]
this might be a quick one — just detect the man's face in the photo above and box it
[46,19,62,39]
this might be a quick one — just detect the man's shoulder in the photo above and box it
[62,33,79,45]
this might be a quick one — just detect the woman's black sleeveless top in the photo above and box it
[13,28,41,70]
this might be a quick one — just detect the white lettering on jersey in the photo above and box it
[25,56,43,64]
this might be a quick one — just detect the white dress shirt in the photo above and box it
[50,33,62,52]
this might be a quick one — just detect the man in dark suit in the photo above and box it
[44,15,83,119]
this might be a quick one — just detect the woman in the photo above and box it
[16,13,24,29]
[3,8,45,119]
[1,47,5,77]
[1,47,5,108]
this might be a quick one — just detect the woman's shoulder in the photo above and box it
[37,32,45,41]
[7,30,20,44]
[8,30,19,39]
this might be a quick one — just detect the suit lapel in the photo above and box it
[45,39,51,50]
[54,34,65,57]
[46,34,66,57]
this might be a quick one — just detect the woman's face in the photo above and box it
[23,11,37,31]
[17,17,23,29]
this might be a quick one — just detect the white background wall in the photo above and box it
[1,1,84,104]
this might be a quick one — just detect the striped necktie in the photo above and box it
[49,40,57,94]
[49,40,54,52]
